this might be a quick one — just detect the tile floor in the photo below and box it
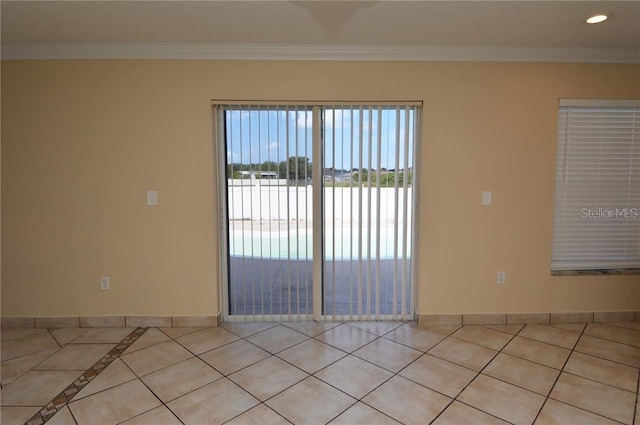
[1,321,638,425]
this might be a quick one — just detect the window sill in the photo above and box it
[551,268,640,276]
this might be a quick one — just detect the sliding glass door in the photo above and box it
[214,102,420,321]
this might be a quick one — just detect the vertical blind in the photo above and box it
[551,100,640,271]
[222,105,314,320]
[216,102,420,321]
[322,106,418,320]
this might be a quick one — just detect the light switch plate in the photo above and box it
[147,190,158,206]
[100,276,110,290]
[482,191,492,206]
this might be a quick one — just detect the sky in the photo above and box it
[224,107,417,171]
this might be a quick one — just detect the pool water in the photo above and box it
[229,228,412,260]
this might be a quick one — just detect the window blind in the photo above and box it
[551,100,640,271]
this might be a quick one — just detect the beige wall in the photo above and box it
[1,60,638,318]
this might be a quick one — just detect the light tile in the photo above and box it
[421,324,462,335]
[229,356,308,401]
[353,338,421,372]
[245,325,308,354]
[266,377,356,425]
[0,370,80,406]
[481,324,524,335]
[142,357,222,402]
[519,324,580,349]
[34,344,113,370]
[71,327,134,343]
[507,313,550,324]
[612,321,640,331]
[432,401,510,425]
[175,327,240,354]
[34,317,79,328]
[550,372,636,424]
[225,404,290,425]
[399,354,477,398]
[159,327,202,338]
[221,321,279,338]
[584,322,640,347]
[199,339,270,375]
[171,315,218,327]
[450,325,513,350]
[329,402,400,425]
[47,406,76,425]
[363,376,452,425]
[167,378,258,425]
[121,340,193,377]
[75,358,138,400]
[1,347,59,385]
[69,379,161,425]
[549,323,587,333]
[121,406,183,425]
[79,316,125,327]
[564,351,639,392]
[462,314,506,325]
[315,355,393,399]
[50,328,90,346]
[283,321,341,337]
[125,328,171,353]
[126,316,171,328]
[458,374,545,425]
[483,353,560,395]
[314,324,378,352]
[0,328,47,342]
[428,337,497,371]
[574,335,640,367]
[346,321,403,336]
[0,332,59,361]
[277,339,345,373]
[502,336,571,369]
[0,406,41,425]
[535,398,621,425]
[383,323,446,351]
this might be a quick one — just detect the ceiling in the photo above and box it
[2,1,639,62]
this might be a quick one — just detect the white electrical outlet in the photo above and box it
[100,276,110,290]
[497,271,506,285]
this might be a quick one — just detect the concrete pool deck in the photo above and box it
[228,257,412,317]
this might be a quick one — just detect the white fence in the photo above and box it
[227,186,413,222]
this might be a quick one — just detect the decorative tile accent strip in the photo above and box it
[25,327,148,425]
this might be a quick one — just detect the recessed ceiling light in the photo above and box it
[586,14,611,24]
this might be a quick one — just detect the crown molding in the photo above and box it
[2,43,639,64]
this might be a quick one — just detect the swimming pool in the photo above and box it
[229,228,412,260]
